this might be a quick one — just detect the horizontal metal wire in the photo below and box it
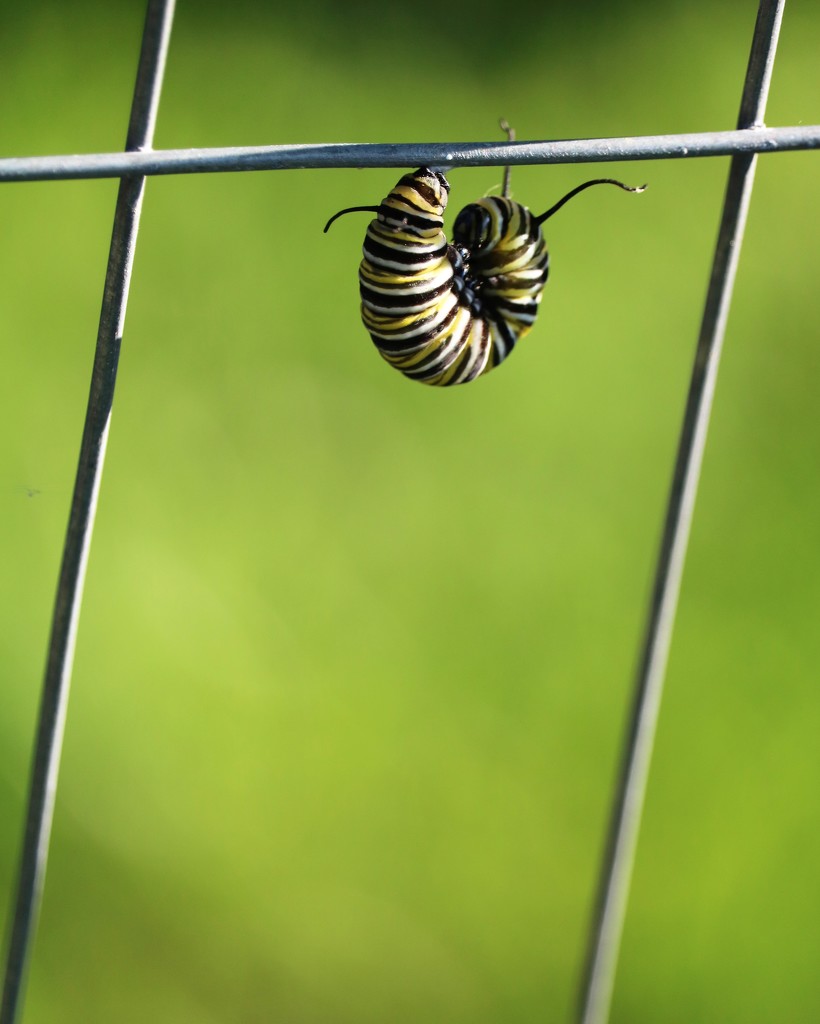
[0,124,818,183]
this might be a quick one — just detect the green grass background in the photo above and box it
[1,2,819,1021]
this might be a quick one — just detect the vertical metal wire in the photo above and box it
[575,2,785,1023]
[0,3,175,1022]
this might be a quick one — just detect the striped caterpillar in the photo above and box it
[325,154,644,386]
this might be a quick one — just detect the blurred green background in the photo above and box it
[2,2,819,1021]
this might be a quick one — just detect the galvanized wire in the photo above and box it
[0,124,818,183]
[0,2,176,1023]
[576,1,785,1022]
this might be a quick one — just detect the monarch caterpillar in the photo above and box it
[324,140,645,386]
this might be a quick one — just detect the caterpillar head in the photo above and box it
[452,200,501,254]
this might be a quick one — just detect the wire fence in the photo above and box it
[0,0,816,1022]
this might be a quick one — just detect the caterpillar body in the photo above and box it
[325,159,644,387]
